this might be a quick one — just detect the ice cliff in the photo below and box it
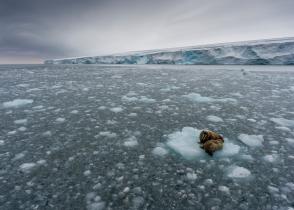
[45,37,294,65]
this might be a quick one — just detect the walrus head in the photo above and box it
[199,130,223,144]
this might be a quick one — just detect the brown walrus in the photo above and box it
[199,130,224,144]
[201,139,224,156]
[199,130,224,156]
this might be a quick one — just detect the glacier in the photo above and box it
[45,37,294,65]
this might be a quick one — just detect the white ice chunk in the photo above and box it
[124,136,138,147]
[14,119,28,124]
[186,172,197,181]
[99,131,117,138]
[86,192,105,210]
[275,126,291,132]
[227,166,251,178]
[238,134,264,147]
[56,117,66,123]
[286,138,294,146]
[70,110,79,114]
[270,118,294,127]
[183,93,237,103]
[263,154,279,163]
[18,126,27,132]
[206,115,223,122]
[152,147,168,156]
[3,99,33,108]
[166,127,240,160]
[122,95,156,103]
[12,152,26,161]
[110,107,123,113]
[84,170,91,176]
[19,163,37,173]
[218,186,230,194]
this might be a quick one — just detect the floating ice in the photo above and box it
[0,140,4,146]
[183,93,237,103]
[238,134,264,147]
[206,115,223,122]
[84,170,91,176]
[70,110,79,114]
[99,131,117,138]
[263,154,279,163]
[14,119,28,124]
[124,136,138,147]
[3,99,33,108]
[166,127,240,160]
[19,163,37,173]
[152,146,168,157]
[286,138,294,146]
[12,153,26,161]
[122,95,156,103]
[18,126,27,132]
[218,186,230,194]
[86,192,105,210]
[227,166,251,178]
[110,107,123,113]
[56,117,66,123]
[270,118,294,127]
[276,126,291,132]
[186,172,197,181]
[128,113,137,117]
[37,159,46,165]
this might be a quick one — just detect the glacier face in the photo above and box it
[45,37,294,65]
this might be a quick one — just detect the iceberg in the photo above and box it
[45,37,294,65]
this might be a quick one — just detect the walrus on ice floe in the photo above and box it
[199,130,224,156]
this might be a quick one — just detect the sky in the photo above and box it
[1,0,294,64]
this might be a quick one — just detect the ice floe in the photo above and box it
[56,117,66,123]
[226,166,251,178]
[124,136,138,147]
[270,118,294,127]
[86,192,105,210]
[3,99,33,108]
[99,131,117,138]
[110,107,123,113]
[263,154,279,163]
[183,93,237,103]
[122,95,156,103]
[218,186,230,194]
[19,163,37,173]
[238,134,264,147]
[152,146,168,157]
[14,119,28,124]
[206,115,223,122]
[166,127,240,160]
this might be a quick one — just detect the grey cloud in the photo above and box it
[0,0,294,63]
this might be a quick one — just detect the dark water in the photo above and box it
[0,64,294,210]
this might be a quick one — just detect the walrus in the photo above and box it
[199,130,224,156]
[199,130,224,144]
[201,139,224,156]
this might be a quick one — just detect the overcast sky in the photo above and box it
[1,0,294,64]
